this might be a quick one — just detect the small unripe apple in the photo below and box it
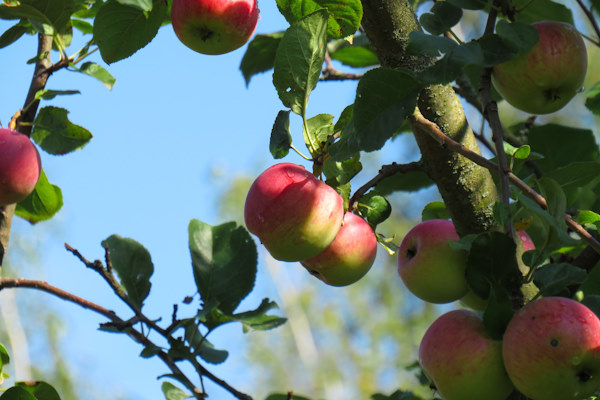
[503,296,600,400]
[244,163,344,262]
[301,212,377,287]
[171,0,259,55]
[397,219,468,303]
[0,128,41,206]
[419,309,514,400]
[492,21,587,114]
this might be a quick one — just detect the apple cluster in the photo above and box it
[244,163,377,287]
[492,21,588,115]
[0,128,41,206]
[171,0,259,55]
[398,219,600,399]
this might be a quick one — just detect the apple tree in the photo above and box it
[1,0,600,399]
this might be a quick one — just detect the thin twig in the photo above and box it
[577,0,600,44]
[410,113,600,255]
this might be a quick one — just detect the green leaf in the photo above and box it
[15,169,63,224]
[577,210,600,230]
[305,113,334,156]
[0,0,73,34]
[71,18,93,34]
[116,0,152,12]
[323,154,362,186]
[580,265,600,296]
[0,387,37,400]
[269,110,292,159]
[512,0,574,25]
[140,343,162,358]
[419,2,462,36]
[196,339,229,364]
[421,201,450,221]
[273,9,328,116]
[188,220,257,315]
[101,235,154,309]
[266,394,312,400]
[533,263,587,296]
[357,191,391,228]
[406,31,457,57]
[161,382,189,400]
[331,68,422,157]
[232,298,287,332]
[585,82,600,116]
[329,45,378,68]
[446,0,488,9]
[34,89,80,101]
[276,0,362,39]
[527,124,598,173]
[581,295,600,319]
[482,283,514,339]
[465,232,520,299]
[494,20,539,54]
[536,177,567,226]
[240,32,284,86]
[375,169,433,195]
[93,0,166,64]
[0,23,29,48]
[15,382,61,400]
[76,62,116,90]
[0,343,8,367]
[32,106,92,155]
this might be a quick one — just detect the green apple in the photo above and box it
[419,309,514,400]
[301,212,377,287]
[0,128,41,206]
[171,0,259,55]
[244,163,344,262]
[492,21,587,115]
[503,296,600,400]
[397,219,468,303]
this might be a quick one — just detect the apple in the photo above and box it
[517,230,535,252]
[419,309,514,400]
[244,163,344,262]
[301,212,377,287]
[171,0,259,55]
[397,219,468,303]
[0,128,41,206]
[492,21,587,115]
[502,296,600,400]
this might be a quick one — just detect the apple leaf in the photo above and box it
[527,124,598,173]
[445,0,487,9]
[115,0,152,12]
[0,387,38,400]
[276,0,362,39]
[102,235,154,309]
[0,342,9,378]
[533,263,587,297]
[230,298,287,332]
[494,20,538,54]
[323,154,362,186]
[93,0,166,64]
[32,106,93,155]
[265,394,312,400]
[577,210,600,230]
[240,32,284,86]
[15,169,63,224]
[406,31,457,57]
[0,0,73,34]
[585,82,600,116]
[419,2,462,36]
[482,283,514,340]
[330,45,378,68]
[420,201,450,221]
[357,191,391,228]
[76,62,117,90]
[581,295,600,319]
[180,322,229,364]
[375,169,433,195]
[273,9,328,116]
[161,382,189,400]
[512,0,574,25]
[188,220,257,315]
[465,232,521,299]
[330,68,422,157]
[270,110,292,159]
[0,22,29,49]
[15,381,61,400]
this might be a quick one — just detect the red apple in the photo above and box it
[301,212,377,287]
[503,296,600,400]
[244,163,344,262]
[397,219,468,303]
[517,230,535,252]
[171,0,259,55]
[419,309,514,400]
[0,128,41,206]
[492,21,587,114]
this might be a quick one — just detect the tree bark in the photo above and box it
[360,0,499,236]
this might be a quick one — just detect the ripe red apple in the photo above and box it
[301,212,377,287]
[244,163,344,262]
[397,219,468,303]
[0,128,41,206]
[503,296,600,400]
[171,0,259,55]
[419,309,514,400]
[492,21,587,115]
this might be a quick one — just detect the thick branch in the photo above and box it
[360,0,499,236]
